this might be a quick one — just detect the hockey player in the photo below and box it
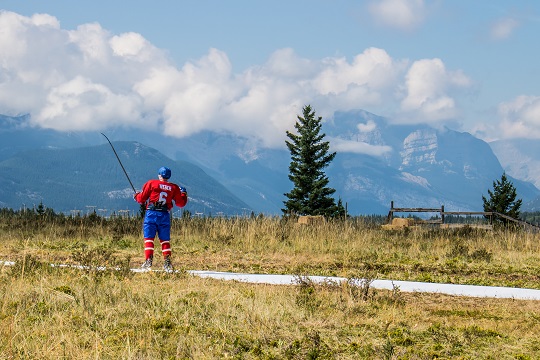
[133,166,188,272]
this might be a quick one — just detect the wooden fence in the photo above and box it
[386,201,540,232]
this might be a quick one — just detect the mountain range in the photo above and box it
[0,110,538,216]
[0,138,251,216]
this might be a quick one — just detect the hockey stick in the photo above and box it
[101,133,137,193]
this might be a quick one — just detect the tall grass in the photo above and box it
[2,213,540,358]
[3,214,540,286]
[2,259,540,359]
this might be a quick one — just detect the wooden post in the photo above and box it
[441,205,445,224]
[387,201,394,224]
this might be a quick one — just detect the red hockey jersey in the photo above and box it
[134,179,188,210]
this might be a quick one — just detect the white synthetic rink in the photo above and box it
[189,270,540,300]
[3,260,540,300]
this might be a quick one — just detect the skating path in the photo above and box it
[189,270,540,300]
[3,261,540,300]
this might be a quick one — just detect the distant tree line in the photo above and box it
[0,202,386,225]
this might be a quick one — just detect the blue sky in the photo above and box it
[1,0,539,151]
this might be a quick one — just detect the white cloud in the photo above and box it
[329,137,392,156]
[68,23,111,65]
[313,48,402,95]
[0,11,475,149]
[399,58,471,123]
[0,12,60,59]
[357,120,377,133]
[264,48,317,78]
[368,0,427,31]
[110,32,151,60]
[496,95,540,139]
[34,76,144,131]
[490,17,520,40]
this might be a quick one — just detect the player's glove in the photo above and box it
[133,192,140,201]
[179,186,187,194]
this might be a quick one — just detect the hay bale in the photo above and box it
[381,217,415,230]
[297,215,325,225]
[392,218,415,226]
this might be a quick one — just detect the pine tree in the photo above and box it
[335,198,347,219]
[36,201,46,216]
[283,105,339,217]
[482,172,522,223]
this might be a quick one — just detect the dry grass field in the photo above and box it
[2,214,540,359]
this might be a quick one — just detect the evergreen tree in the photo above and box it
[36,201,46,216]
[482,172,522,223]
[334,198,347,219]
[283,105,339,217]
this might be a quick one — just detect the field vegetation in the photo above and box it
[2,209,540,359]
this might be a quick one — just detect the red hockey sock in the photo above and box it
[160,239,171,258]
[144,238,155,259]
